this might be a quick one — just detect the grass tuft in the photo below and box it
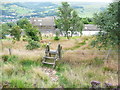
[32,67,49,81]
[3,64,15,76]
[19,59,40,67]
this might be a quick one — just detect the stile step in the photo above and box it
[42,61,55,65]
[43,56,56,59]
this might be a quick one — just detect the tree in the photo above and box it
[26,39,40,50]
[91,2,119,49]
[70,10,84,37]
[24,23,40,41]
[81,18,89,24]
[17,18,40,50]
[56,2,73,39]
[17,18,40,41]
[81,18,94,24]
[7,22,16,28]
[10,25,22,41]
[17,18,30,29]
[56,2,84,39]
[0,24,10,39]
[76,18,84,36]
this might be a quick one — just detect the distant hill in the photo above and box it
[1,2,109,22]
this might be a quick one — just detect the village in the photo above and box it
[3,16,99,39]
[30,17,99,36]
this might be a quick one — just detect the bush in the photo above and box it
[26,39,40,50]
[10,25,22,41]
[2,55,9,62]
[54,36,60,41]
[2,55,18,62]
[22,35,27,41]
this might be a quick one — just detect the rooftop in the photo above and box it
[30,17,55,26]
[84,24,99,31]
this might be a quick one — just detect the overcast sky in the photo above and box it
[2,0,113,2]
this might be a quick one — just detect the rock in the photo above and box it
[104,83,113,88]
[91,81,101,88]
[91,81,101,86]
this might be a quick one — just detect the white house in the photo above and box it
[82,24,100,36]
[62,24,100,36]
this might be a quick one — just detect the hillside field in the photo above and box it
[0,36,118,88]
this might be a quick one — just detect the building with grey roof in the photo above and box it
[30,17,100,36]
[84,24,99,31]
[30,17,56,34]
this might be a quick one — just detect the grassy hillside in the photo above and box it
[0,36,118,88]
[1,2,109,22]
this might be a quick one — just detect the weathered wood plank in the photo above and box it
[43,56,56,59]
[49,50,58,54]
[42,61,55,65]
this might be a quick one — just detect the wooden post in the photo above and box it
[45,44,50,56]
[8,48,12,55]
[58,44,62,59]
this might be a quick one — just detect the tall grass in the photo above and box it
[32,67,49,81]
[3,64,15,76]
[1,36,118,88]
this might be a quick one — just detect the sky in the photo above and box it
[1,0,113,2]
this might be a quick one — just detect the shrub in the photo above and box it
[10,25,22,41]
[22,35,27,41]
[2,55,18,62]
[2,55,9,62]
[54,36,60,40]
[26,39,40,50]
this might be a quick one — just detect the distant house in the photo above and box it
[82,24,100,36]
[30,17,56,34]
[65,24,100,36]
[30,17,99,36]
